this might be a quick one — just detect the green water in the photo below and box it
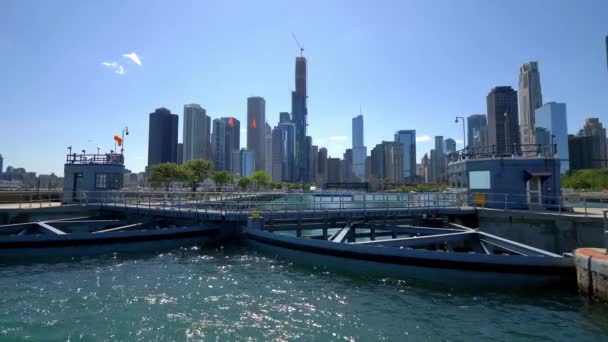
[1,245,608,341]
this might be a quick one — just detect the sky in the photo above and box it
[1,0,607,176]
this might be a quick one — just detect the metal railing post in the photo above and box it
[504,194,507,210]
[604,210,608,255]
[584,198,588,216]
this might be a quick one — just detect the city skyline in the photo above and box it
[2,1,608,175]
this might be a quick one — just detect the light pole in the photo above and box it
[455,116,466,150]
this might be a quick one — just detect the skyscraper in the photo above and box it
[291,56,308,182]
[444,138,456,154]
[370,141,403,185]
[264,123,273,176]
[318,147,328,184]
[352,115,367,181]
[240,149,255,177]
[247,97,266,172]
[394,130,416,182]
[271,127,286,182]
[487,86,519,154]
[176,143,183,165]
[278,121,296,182]
[467,114,487,148]
[0,154,3,173]
[148,108,178,168]
[534,102,569,173]
[222,117,240,172]
[182,104,210,163]
[212,119,227,170]
[279,112,291,123]
[518,62,543,146]
[430,136,445,182]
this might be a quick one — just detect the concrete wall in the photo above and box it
[477,209,605,254]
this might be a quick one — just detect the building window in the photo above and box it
[96,174,108,189]
[469,170,490,190]
[108,173,121,189]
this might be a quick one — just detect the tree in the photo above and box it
[148,163,187,191]
[238,177,251,191]
[251,171,271,191]
[182,159,214,192]
[211,171,233,191]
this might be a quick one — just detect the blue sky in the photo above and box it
[1,0,607,175]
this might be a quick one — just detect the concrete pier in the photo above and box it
[574,248,608,301]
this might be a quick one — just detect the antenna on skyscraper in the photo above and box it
[291,32,304,56]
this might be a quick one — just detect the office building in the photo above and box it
[394,130,416,182]
[279,112,291,123]
[231,150,241,177]
[487,86,519,154]
[467,114,487,149]
[277,121,296,182]
[222,117,240,172]
[370,141,404,185]
[247,97,266,172]
[343,148,354,182]
[430,136,445,182]
[318,147,328,184]
[212,119,227,170]
[0,154,3,173]
[352,114,367,181]
[176,143,183,165]
[271,127,286,182]
[534,102,569,173]
[147,108,178,167]
[182,104,210,163]
[519,62,543,146]
[444,138,456,154]
[327,158,342,183]
[291,56,308,182]
[569,118,608,170]
[265,123,273,176]
[240,149,255,177]
[311,145,319,184]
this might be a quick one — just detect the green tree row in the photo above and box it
[148,160,274,192]
[561,169,608,190]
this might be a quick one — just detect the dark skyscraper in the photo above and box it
[291,56,308,182]
[279,112,292,123]
[487,86,519,154]
[222,117,240,172]
[247,97,266,172]
[467,114,487,148]
[147,108,178,168]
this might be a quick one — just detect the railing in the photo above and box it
[65,153,124,165]
[0,191,63,209]
[468,191,608,217]
[448,143,557,163]
[79,191,472,216]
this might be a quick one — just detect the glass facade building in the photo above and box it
[394,130,416,181]
[534,102,569,173]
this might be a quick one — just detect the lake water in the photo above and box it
[1,245,608,341]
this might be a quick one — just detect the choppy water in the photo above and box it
[1,245,608,341]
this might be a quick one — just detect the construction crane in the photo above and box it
[291,32,304,56]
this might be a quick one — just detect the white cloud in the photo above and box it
[416,135,431,142]
[123,52,142,66]
[101,61,126,75]
[101,52,142,75]
[329,135,348,141]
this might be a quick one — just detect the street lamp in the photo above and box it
[455,116,466,150]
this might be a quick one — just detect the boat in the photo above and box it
[0,216,231,258]
[245,219,575,288]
